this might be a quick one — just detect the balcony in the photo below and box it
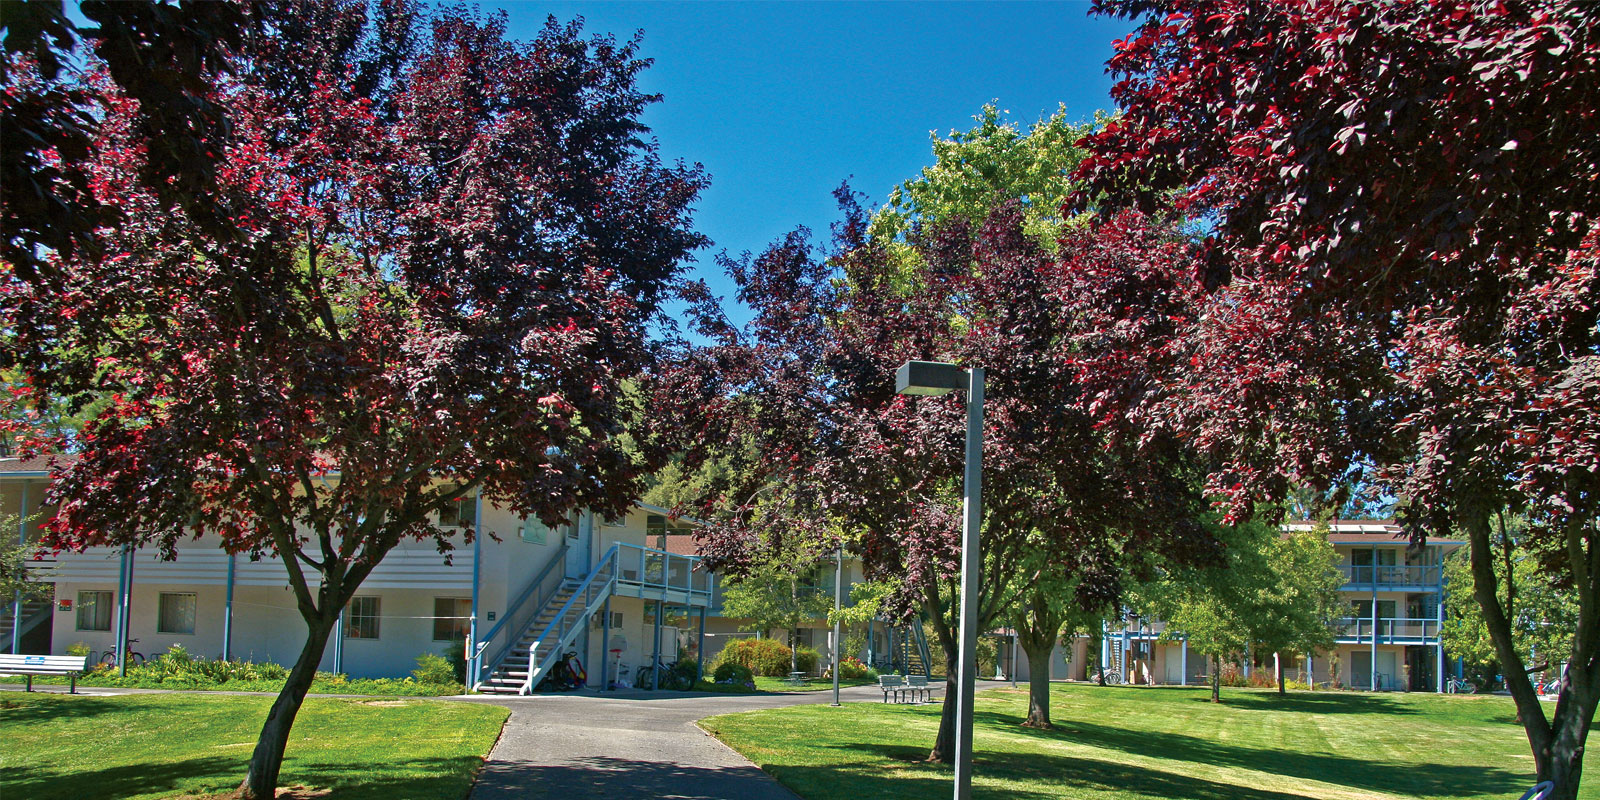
[612,542,715,607]
[1341,565,1441,590]
[1335,616,1440,644]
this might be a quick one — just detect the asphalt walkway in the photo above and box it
[454,684,889,800]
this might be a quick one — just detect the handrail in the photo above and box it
[477,542,569,656]
[521,544,621,693]
[613,541,714,601]
[474,542,569,686]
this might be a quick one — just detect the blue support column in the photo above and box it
[114,545,133,677]
[1181,639,1189,686]
[1371,544,1379,691]
[223,553,236,661]
[652,599,663,690]
[697,606,707,683]
[333,610,345,675]
[600,597,611,691]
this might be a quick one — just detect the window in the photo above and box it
[433,597,471,642]
[592,611,624,630]
[519,522,547,545]
[157,592,197,635]
[439,496,477,529]
[347,596,380,639]
[76,590,111,631]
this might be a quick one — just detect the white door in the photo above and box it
[564,514,591,579]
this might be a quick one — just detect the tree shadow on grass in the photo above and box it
[0,693,134,724]
[1217,690,1422,716]
[0,756,242,800]
[975,709,1528,798]
[801,742,1318,799]
[2,751,485,800]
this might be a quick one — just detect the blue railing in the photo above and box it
[1341,565,1442,587]
[473,542,568,685]
[613,542,714,603]
[521,544,620,692]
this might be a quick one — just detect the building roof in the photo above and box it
[661,533,701,557]
[0,455,76,474]
[1282,519,1464,546]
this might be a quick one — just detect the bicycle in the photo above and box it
[1093,669,1124,686]
[99,639,146,668]
[1446,677,1476,694]
[636,655,695,691]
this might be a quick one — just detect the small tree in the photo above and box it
[1249,528,1345,694]
[719,553,834,674]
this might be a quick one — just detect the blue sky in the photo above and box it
[490,2,1135,323]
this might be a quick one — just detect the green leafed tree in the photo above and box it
[1442,513,1580,691]
[1155,519,1342,701]
[868,103,1097,255]
[719,545,835,674]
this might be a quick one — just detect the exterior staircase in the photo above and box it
[476,581,584,694]
[0,599,52,654]
[887,621,932,677]
[473,544,620,695]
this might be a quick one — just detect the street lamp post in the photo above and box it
[895,360,984,800]
[832,542,843,707]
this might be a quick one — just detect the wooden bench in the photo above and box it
[0,654,90,693]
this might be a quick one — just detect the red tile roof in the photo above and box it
[0,455,76,473]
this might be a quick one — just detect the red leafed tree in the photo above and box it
[661,191,1214,759]
[0,3,706,797]
[1078,1,1599,795]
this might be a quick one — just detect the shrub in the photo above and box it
[412,653,458,685]
[838,656,874,680]
[65,642,90,657]
[713,661,755,687]
[793,645,820,675]
[1217,662,1249,687]
[713,638,795,677]
[671,658,700,686]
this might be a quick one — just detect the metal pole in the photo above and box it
[333,610,344,675]
[470,494,482,684]
[223,553,236,661]
[953,367,984,800]
[12,481,27,655]
[831,543,844,705]
[116,545,133,677]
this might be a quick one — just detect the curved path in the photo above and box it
[453,684,889,800]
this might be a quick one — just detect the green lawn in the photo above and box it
[702,683,1598,800]
[753,676,878,693]
[0,691,508,800]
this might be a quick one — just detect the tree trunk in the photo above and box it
[1463,510,1600,800]
[1021,639,1054,728]
[238,614,338,799]
[928,623,958,763]
[1211,655,1221,703]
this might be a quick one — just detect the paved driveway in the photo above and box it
[455,684,887,800]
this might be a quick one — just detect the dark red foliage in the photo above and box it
[661,191,1216,761]
[1077,2,1599,795]
[1,4,704,796]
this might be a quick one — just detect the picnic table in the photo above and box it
[784,671,806,687]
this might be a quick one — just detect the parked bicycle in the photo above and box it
[99,639,146,668]
[1446,677,1476,694]
[635,654,695,691]
[1093,669,1124,686]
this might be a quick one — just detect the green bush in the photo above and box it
[38,650,460,695]
[671,658,700,687]
[793,645,820,675]
[713,638,795,677]
[713,661,755,687]
[412,653,458,685]
[65,642,91,657]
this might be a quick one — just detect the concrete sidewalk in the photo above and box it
[455,684,891,800]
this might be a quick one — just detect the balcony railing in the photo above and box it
[615,542,714,603]
[1336,616,1440,643]
[1341,565,1441,587]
